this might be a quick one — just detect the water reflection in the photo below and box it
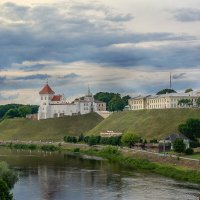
[0,148,199,200]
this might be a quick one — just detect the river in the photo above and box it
[0,148,199,200]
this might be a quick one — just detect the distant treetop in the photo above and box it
[185,88,193,93]
[156,88,177,95]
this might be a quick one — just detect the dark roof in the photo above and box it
[52,95,62,101]
[39,84,55,95]
[165,133,190,142]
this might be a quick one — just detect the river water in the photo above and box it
[0,148,199,200]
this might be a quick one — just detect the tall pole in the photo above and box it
[170,72,172,89]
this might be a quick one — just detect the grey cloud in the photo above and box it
[14,74,50,80]
[172,73,187,79]
[0,93,19,101]
[105,14,133,22]
[0,2,198,71]
[173,8,200,22]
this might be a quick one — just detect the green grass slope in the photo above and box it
[89,109,200,140]
[0,113,103,141]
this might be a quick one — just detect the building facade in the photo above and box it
[128,91,200,111]
[38,83,106,120]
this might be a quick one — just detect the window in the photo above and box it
[41,97,43,100]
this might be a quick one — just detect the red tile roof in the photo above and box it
[39,84,55,95]
[52,95,62,101]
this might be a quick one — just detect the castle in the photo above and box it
[38,83,106,120]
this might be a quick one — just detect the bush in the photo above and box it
[73,148,80,153]
[101,146,120,155]
[173,139,186,153]
[0,162,18,189]
[64,136,77,143]
[41,145,59,151]
[0,179,13,200]
[121,132,140,148]
[185,148,194,155]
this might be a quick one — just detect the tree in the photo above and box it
[108,95,124,111]
[178,99,193,107]
[94,92,131,111]
[156,88,176,95]
[0,162,18,189]
[18,106,32,117]
[121,133,140,148]
[173,139,186,153]
[185,88,193,93]
[178,118,200,140]
[122,95,131,107]
[0,180,13,200]
[196,97,200,107]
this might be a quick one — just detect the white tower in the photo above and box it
[38,83,55,119]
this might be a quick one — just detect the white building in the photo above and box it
[38,83,106,120]
[128,91,200,111]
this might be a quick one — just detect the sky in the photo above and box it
[0,0,200,104]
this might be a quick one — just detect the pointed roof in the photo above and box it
[39,84,55,95]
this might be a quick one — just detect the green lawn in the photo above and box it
[0,113,103,142]
[186,153,200,160]
[89,109,200,140]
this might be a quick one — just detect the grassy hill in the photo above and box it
[0,113,103,141]
[89,109,200,140]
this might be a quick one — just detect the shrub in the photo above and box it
[41,145,59,151]
[73,148,80,153]
[0,162,18,189]
[173,139,186,153]
[0,179,13,200]
[121,132,140,148]
[185,148,194,155]
[101,146,120,155]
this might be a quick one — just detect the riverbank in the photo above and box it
[1,141,200,185]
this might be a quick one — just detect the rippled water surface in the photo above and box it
[0,148,199,200]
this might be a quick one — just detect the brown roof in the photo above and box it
[39,84,55,95]
[52,95,62,101]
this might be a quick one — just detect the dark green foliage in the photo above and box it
[0,162,18,190]
[100,146,120,155]
[0,180,13,200]
[0,104,39,120]
[190,141,200,148]
[156,88,176,95]
[185,88,193,93]
[100,136,121,146]
[94,92,130,111]
[78,134,84,142]
[150,139,158,143]
[88,135,99,146]
[121,132,141,148]
[41,145,59,151]
[64,136,77,143]
[108,95,125,111]
[73,148,80,153]
[185,148,194,155]
[173,139,186,153]
[178,118,200,140]
[11,143,37,150]
[196,97,200,107]
[178,99,193,107]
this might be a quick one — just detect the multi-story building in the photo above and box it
[38,83,106,120]
[128,91,200,111]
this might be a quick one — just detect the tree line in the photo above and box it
[94,92,131,111]
[0,104,38,120]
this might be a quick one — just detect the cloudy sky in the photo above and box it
[0,0,200,104]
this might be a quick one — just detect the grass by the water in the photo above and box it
[80,146,200,185]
